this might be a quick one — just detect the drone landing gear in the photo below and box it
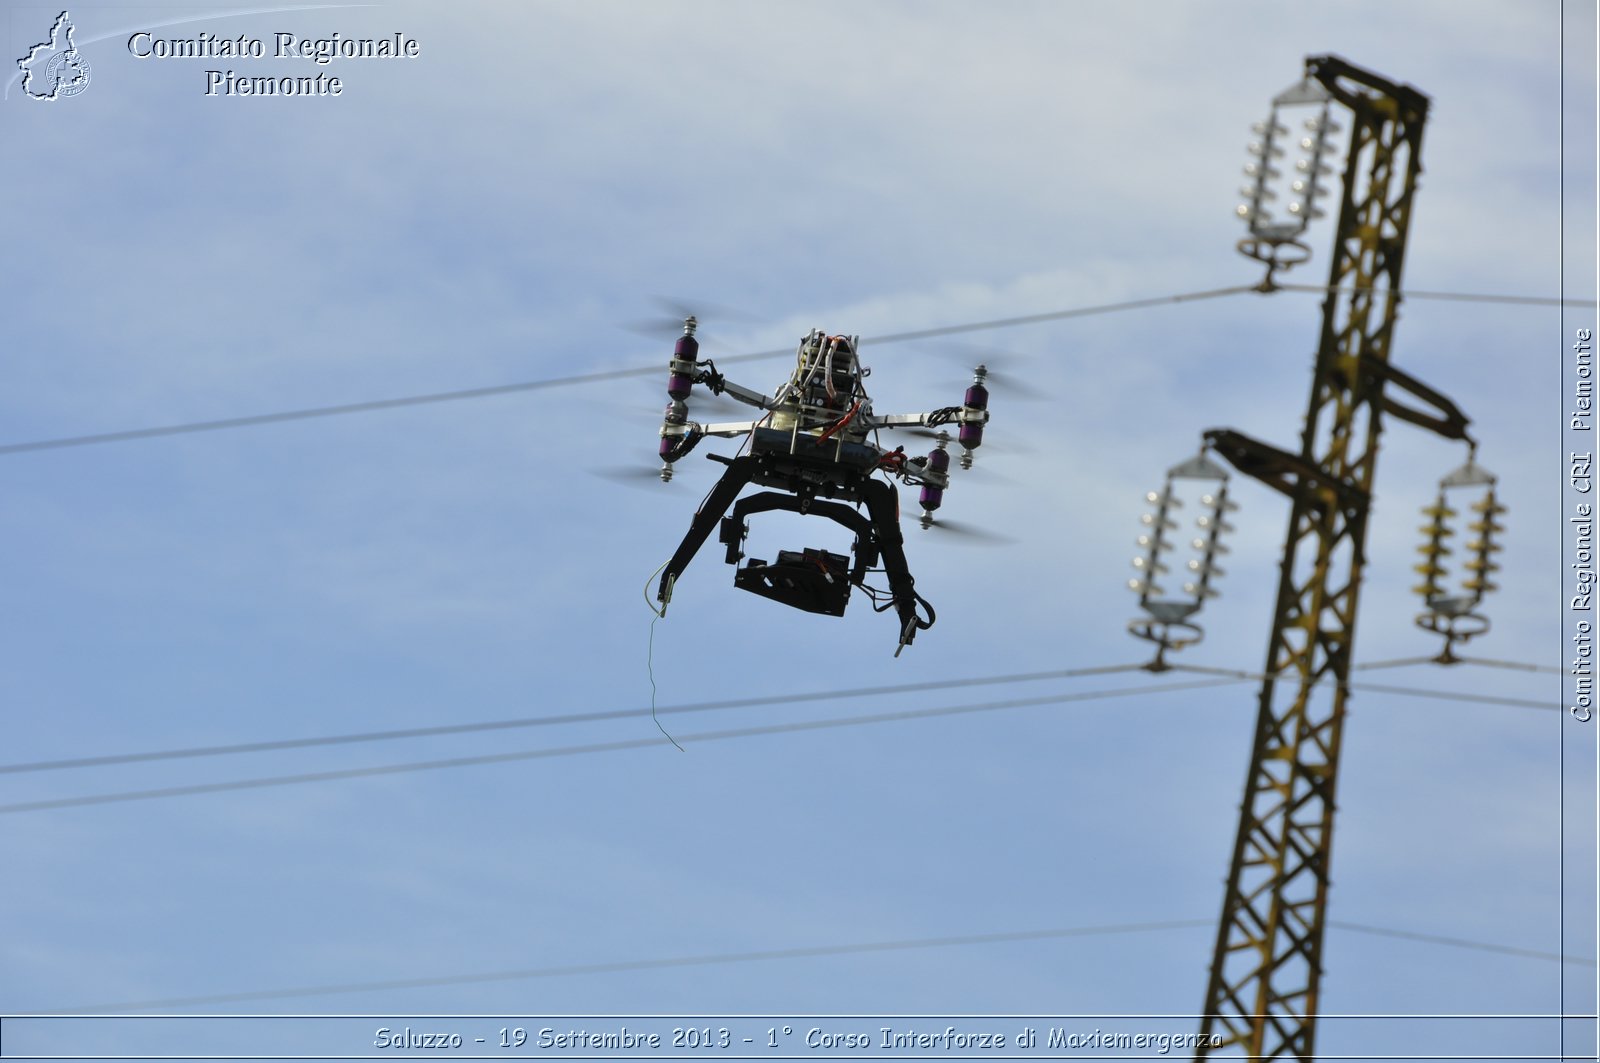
[654,455,933,651]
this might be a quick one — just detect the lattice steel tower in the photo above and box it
[1196,56,1472,1060]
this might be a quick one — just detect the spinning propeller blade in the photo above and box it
[621,296,758,339]
[897,424,1032,456]
[918,516,1016,545]
[590,464,674,488]
[930,342,1051,401]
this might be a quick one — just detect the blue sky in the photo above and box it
[2,1,1596,1058]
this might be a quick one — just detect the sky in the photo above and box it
[1,1,1596,1060]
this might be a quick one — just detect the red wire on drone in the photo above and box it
[814,400,862,446]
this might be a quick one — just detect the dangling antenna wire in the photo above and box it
[643,560,685,752]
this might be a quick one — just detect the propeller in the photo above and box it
[591,462,676,487]
[929,342,1051,401]
[894,423,1033,456]
[917,516,1016,545]
[621,296,758,341]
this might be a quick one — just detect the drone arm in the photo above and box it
[716,380,773,409]
[657,455,756,606]
[866,412,941,430]
[696,420,764,438]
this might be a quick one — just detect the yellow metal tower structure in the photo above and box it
[1196,55,1474,1060]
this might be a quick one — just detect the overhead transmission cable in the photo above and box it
[2,283,1583,457]
[32,920,1220,1013]
[1356,654,1572,675]
[1170,662,1558,711]
[37,918,1592,1014]
[1,665,1563,814]
[0,655,1559,779]
[0,676,1253,815]
[0,285,1251,456]
[0,662,1152,776]
[1276,282,1595,307]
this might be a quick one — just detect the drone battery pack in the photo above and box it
[734,548,852,616]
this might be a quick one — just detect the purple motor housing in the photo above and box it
[919,446,950,511]
[959,382,989,450]
[660,401,689,462]
[667,334,700,401]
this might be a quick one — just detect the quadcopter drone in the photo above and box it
[652,316,992,655]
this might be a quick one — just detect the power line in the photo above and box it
[1356,655,1572,675]
[35,918,1591,1014]
[1328,921,1595,968]
[0,662,1150,776]
[0,361,763,457]
[36,920,1216,1013]
[0,666,1558,810]
[0,676,1251,815]
[2,281,1572,458]
[1346,681,1557,711]
[1170,663,1557,712]
[0,286,1252,457]
[1455,656,1572,675]
[1355,655,1462,671]
[1276,283,1597,307]
[3,654,1558,778]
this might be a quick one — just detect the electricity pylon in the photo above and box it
[1196,55,1474,1060]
